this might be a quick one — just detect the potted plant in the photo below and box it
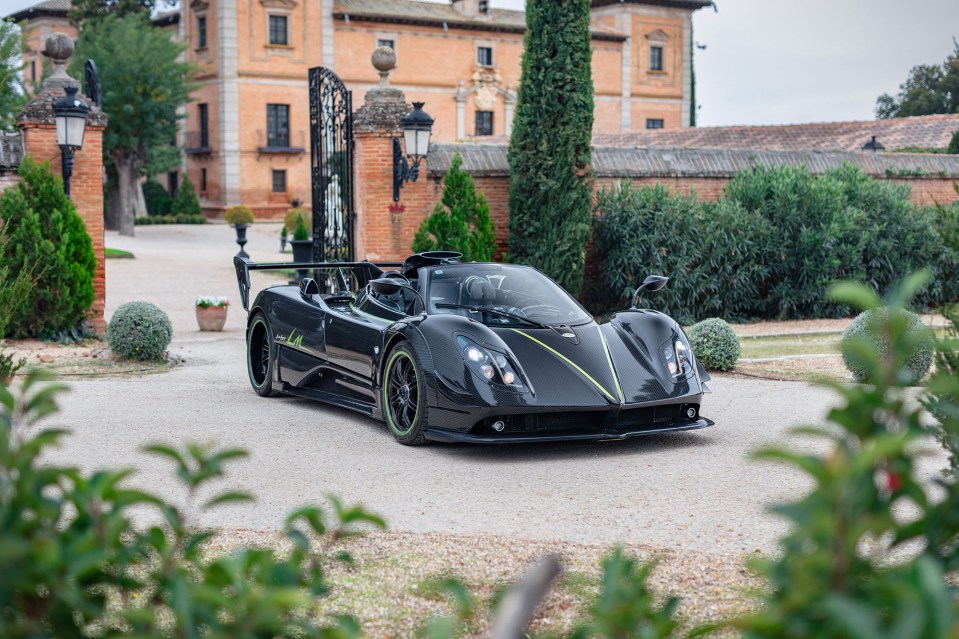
[225,205,255,258]
[195,296,230,331]
[280,225,288,252]
[290,213,312,282]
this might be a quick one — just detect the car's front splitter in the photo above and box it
[423,417,714,444]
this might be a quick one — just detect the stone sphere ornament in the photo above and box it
[42,32,74,62]
[371,46,396,87]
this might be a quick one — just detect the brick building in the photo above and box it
[8,0,712,216]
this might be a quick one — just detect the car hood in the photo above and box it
[492,317,701,406]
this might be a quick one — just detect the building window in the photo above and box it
[377,38,394,50]
[268,15,288,45]
[30,59,36,82]
[477,46,493,67]
[200,168,207,192]
[168,172,179,197]
[198,103,209,148]
[197,15,207,48]
[649,46,664,71]
[475,111,493,136]
[272,169,287,193]
[646,118,665,129]
[266,104,290,147]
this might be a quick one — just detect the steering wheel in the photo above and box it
[382,271,411,285]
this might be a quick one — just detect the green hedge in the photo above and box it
[135,214,207,225]
[588,164,959,322]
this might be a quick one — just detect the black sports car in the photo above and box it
[234,251,713,445]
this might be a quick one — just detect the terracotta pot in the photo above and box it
[196,305,228,331]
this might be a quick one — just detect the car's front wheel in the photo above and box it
[247,312,281,397]
[382,342,429,445]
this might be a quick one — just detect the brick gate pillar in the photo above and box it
[17,33,108,332]
[352,47,433,262]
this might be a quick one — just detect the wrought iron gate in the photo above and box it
[308,67,354,263]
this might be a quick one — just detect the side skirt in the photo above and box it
[283,384,376,416]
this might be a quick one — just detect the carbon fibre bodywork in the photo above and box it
[235,254,714,444]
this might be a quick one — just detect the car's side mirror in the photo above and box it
[299,278,320,297]
[370,278,403,296]
[631,275,669,308]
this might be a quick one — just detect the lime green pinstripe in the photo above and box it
[596,325,624,402]
[509,328,617,402]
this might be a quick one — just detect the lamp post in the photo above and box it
[393,102,434,201]
[53,86,91,197]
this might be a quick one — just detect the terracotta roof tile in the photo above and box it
[593,114,959,152]
[428,142,959,178]
[334,0,627,40]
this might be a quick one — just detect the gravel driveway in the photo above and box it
[40,224,910,555]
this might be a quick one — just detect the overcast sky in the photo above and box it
[6,0,956,127]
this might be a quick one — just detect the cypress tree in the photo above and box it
[508,0,594,294]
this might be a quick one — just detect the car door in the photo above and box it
[323,303,386,380]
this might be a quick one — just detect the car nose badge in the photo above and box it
[551,324,579,344]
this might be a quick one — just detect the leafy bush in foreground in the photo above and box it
[924,304,959,474]
[687,318,740,371]
[840,307,934,384]
[732,272,959,638]
[106,301,173,361]
[0,158,96,338]
[0,370,384,638]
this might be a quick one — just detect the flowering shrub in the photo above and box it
[195,296,230,308]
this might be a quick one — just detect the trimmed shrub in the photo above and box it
[284,207,311,234]
[687,318,740,371]
[508,0,594,294]
[171,176,201,217]
[413,152,496,262]
[949,129,959,155]
[840,307,934,384]
[0,158,96,338]
[292,213,310,241]
[142,178,173,216]
[135,214,207,225]
[107,301,173,361]
[225,205,254,226]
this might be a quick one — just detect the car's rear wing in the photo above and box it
[233,255,404,311]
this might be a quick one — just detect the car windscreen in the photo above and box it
[426,264,592,326]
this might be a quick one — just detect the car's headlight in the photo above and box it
[662,337,691,378]
[457,336,523,387]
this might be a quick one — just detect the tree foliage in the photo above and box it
[0,158,95,339]
[413,153,496,261]
[0,21,26,132]
[0,369,385,638]
[67,0,167,24]
[876,40,959,118]
[508,0,594,293]
[71,15,193,236]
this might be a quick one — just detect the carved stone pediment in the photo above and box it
[645,28,669,42]
[190,0,209,12]
[260,0,298,9]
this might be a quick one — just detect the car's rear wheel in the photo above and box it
[247,312,280,397]
[382,342,428,445]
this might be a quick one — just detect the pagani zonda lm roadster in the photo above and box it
[234,251,713,445]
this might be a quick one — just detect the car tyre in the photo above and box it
[247,312,281,397]
[382,342,429,445]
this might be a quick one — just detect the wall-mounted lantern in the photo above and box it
[862,136,885,153]
[53,85,91,196]
[393,102,434,201]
